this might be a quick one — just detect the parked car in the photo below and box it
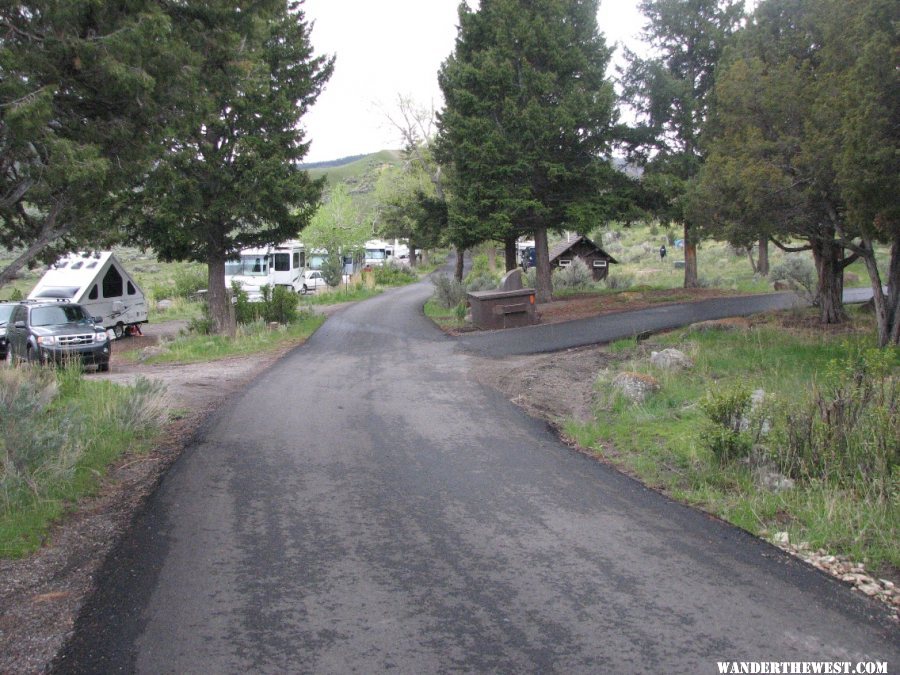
[0,301,15,360]
[300,269,329,294]
[5,301,111,371]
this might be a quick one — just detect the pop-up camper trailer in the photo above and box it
[28,252,148,338]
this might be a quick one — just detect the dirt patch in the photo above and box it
[535,287,733,325]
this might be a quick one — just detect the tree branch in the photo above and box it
[770,236,811,253]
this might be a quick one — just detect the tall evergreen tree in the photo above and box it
[126,1,333,335]
[436,0,618,302]
[695,0,898,339]
[0,1,181,287]
[621,0,745,287]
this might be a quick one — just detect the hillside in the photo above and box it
[303,149,405,217]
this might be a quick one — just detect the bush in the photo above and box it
[771,256,817,303]
[149,265,206,302]
[772,348,899,498]
[552,257,593,290]
[699,384,755,463]
[604,272,634,290]
[373,261,416,286]
[432,273,467,308]
[233,283,300,325]
[465,273,498,292]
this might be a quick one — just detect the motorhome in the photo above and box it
[224,240,306,300]
[28,252,148,338]
[363,238,408,267]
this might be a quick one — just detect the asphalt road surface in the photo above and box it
[57,281,899,673]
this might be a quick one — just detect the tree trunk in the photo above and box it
[683,223,698,288]
[504,236,517,272]
[207,251,236,337]
[408,237,417,268]
[455,246,465,282]
[746,247,757,274]
[486,243,497,273]
[534,226,552,304]
[0,203,68,289]
[889,234,900,345]
[865,232,900,346]
[757,237,769,276]
[811,236,846,324]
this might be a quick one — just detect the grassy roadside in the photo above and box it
[563,308,899,574]
[0,366,168,558]
[424,298,468,331]
[122,312,325,365]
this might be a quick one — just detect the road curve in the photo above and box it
[56,280,898,673]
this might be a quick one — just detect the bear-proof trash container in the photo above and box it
[467,289,538,330]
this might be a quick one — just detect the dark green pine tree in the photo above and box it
[0,1,182,287]
[127,1,333,335]
[436,0,618,301]
[620,0,745,287]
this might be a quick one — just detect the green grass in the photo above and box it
[1,367,168,558]
[424,298,467,331]
[567,311,899,573]
[123,312,325,365]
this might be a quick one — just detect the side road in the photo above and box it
[456,292,804,356]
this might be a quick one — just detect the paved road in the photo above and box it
[57,281,898,673]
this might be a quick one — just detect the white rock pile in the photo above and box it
[769,531,899,620]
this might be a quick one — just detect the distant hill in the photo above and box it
[303,149,403,186]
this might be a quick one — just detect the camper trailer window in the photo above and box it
[293,252,300,269]
[274,253,290,272]
[71,262,84,270]
[127,281,136,296]
[89,285,99,300]
[102,266,123,298]
[35,287,79,298]
[86,261,98,269]
[32,305,90,327]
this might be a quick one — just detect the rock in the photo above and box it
[156,299,174,312]
[611,372,660,403]
[650,348,693,371]
[773,280,791,291]
[499,268,525,291]
[858,583,881,597]
[772,531,790,546]
[754,467,795,493]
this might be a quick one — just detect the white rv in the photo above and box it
[363,238,408,267]
[28,252,148,338]
[224,240,306,300]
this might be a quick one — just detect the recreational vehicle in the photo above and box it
[224,240,306,300]
[28,252,148,338]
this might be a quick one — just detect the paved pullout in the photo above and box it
[57,281,898,673]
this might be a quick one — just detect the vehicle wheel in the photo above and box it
[114,323,125,339]
[26,346,39,366]
[97,362,110,373]
[301,285,309,295]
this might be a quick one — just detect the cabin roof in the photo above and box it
[548,235,618,264]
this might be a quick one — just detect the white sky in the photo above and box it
[301,0,646,163]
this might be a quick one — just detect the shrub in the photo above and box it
[604,272,634,290]
[233,284,300,325]
[523,267,537,288]
[552,257,593,290]
[772,348,899,498]
[148,265,206,302]
[465,274,498,292]
[373,262,416,286]
[699,384,756,463]
[432,273,467,308]
[771,256,817,303]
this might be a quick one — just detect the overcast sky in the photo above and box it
[300,0,647,163]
